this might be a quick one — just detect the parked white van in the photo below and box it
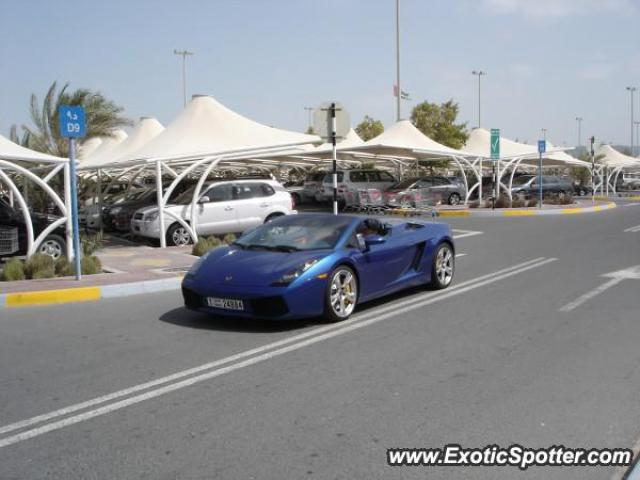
[131,179,295,246]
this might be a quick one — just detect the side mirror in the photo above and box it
[364,234,386,247]
[198,196,210,204]
[356,233,367,252]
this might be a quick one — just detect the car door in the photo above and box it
[349,222,416,298]
[233,182,269,231]
[196,183,238,235]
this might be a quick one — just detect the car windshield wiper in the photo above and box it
[271,245,301,252]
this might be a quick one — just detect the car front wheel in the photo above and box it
[324,266,358,322]
[166,223,192,246]
[430,243,454,289]
[448,192,461,205]
[38,234,66,260]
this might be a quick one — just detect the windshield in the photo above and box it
[389,178,418,190]
[173,184,200,205]
[234,215,353,251]
[512,176,534,186]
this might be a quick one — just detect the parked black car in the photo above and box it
[0,197,67,260]
[510,175,573,198]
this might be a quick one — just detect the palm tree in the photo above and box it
[11,81,131,156]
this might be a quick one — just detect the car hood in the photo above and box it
[192,246,329,287]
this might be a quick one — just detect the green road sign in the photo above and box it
[490,128,500,159]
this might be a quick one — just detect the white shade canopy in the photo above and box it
[0,134,67,163]
[78,137,103,160]
[82,118,164,169]
[313,128,364,152]
[596,144,640,168]
[110,95,320,166]
[463,128,589,167]
[81,129,128,166]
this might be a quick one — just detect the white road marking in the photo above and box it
[456,253,468,258]
[622,202,640,207]
[559,266,640,312]
[0,258,547,438]
[452,229,483,239]
[624,225,640,233]
[0,258,557,448]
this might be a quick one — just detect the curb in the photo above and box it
[0,276,183,309]
[466,202,616,217]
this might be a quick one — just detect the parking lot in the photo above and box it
[1,201,639,479]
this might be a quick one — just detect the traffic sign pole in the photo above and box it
[538,140,546,209]
[59,105,86,281]
[331,103,338,215]
[68,138,82,280]
[490,129,500,210]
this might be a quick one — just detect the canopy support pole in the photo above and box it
[97,168,104,234]
[156,160,166,248]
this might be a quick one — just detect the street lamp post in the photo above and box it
[626,86,637,157]
[635,121,640,157]
[304,106,313,132]
[471,70,486,128]
[174,49,194,107]
[395,0,401,121]
[575,117,583,150]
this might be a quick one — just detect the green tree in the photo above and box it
[410,99,468,149]
[12,81,131,157]
[355,115,384,141]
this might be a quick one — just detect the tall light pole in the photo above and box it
[635,121,640,157]
[174,49,194,107]
[395,0,401,121]
[575,117,583,150]
[626,87,637,156]
[304,106,313,132]
[471,71,486,128]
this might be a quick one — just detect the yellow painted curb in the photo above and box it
[628,196,640,201]
[438,210,470,217]
[560,208,584,214]
[6,286,101,308]
[503,210,536,217]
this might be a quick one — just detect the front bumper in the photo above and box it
[181,275,326,320]
[131,217,160,238]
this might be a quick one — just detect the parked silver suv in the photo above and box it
[315,169,397,205]
[385,176,467,206]
[131,179,295,246]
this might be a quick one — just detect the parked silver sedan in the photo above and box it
[385,176,466,206]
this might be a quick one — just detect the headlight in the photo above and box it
[272,259,319,286]
[145,211,159,222]
[110,206,122,215]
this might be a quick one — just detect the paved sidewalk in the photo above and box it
[0,244,197,295]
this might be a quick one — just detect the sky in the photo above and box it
[1,0,639,148]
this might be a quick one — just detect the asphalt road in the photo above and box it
[1,201,640,479]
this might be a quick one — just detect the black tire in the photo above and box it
[448,193,461,205]
[323,265,358,322]
[429,243,454,290]
[264,213,284,223]
[38,234,66,260]
[166,223,192,247]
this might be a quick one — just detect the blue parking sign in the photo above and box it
[538,140,546,154]
[59,106,86,138]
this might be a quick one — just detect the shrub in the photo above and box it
[511,197,525,208]
[81,255,102,275]
[81,231,104,256]
[222,233,237,244]
[24,253,55,279]
[1,258,25,281]
[526,199,539,208]
[494,196,510,208]
[55,256,75,277]
[191,236,223,257]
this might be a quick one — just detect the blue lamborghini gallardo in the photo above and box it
[182,214,455,322]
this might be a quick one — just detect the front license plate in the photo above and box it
[206,297,244,311]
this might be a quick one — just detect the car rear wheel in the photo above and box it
[166,223,192,246]
[324,266,357,322]
[448,193,461,205]
[38,234,66,260]
[430,243,454,289]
